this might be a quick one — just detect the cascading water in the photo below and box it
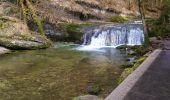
[77,21,144,51]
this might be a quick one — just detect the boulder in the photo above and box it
[0,16,51,49]
[149,37,157,43]
[87,84,101,95]
[0,46,10,55]
[73,95,102,100]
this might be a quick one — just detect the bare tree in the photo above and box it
[138,0,150,46]
[19,0,45,36]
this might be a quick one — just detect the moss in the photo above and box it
[19,0,45,36]
[119,57,146,83]
[108,16,128,23]
[19,0,27,23]
[0,38,50,50]
[117,45,150,57]
[116,45,128,49]
[131,45,150,56]
[0,21,8,29]
[58,23,92,42]
[87,84,101,95]
[25,0,45,36]
[121,63,134,69]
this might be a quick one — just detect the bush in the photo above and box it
[109,16,128,23]
[146,19,170,37]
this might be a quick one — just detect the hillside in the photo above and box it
[2,0,162,23]
[35,0,164,24]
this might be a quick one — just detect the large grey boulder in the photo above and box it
[0,16,51,49]
[0,46,10,55]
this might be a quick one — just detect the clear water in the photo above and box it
[0,46,127,100]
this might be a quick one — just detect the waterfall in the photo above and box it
[77,22,144,51]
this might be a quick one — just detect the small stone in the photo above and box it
[149,37,157,42]
[87,84,101,95]
[0,46,10,55]
[73,95,102,100]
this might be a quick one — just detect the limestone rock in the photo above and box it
[0,16,51,49]
[149,37,157,43]
[0,46,10,55]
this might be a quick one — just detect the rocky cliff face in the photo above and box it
[35,0,140,23]
[0,16,51,49]
[2,0,162,23]
[35,0,163,24]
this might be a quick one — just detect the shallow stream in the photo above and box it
[0,44,128,100]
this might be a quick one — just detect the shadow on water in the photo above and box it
[0,46,127,100]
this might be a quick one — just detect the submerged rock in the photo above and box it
[73,95,102,100]
[0,46,10,55]
[87,84,101,95]
[0,16,51,49]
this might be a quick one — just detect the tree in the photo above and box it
[160,0,170,24]
[138,0,149,46]
[19,0,45,36]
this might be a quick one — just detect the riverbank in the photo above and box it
[106,49,162,100]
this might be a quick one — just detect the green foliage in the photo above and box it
[131,45,150,56]
[117,45,151,57]
[144,34,150,47]
[25,0,45,36]
[146,19,169,37]
[119,57,146,83]
[87,84,101,95]
[146,0,170,38]
[19,0,27,23]
[19,0,45,36]
[159,0,170,24]
[109,16,128,23]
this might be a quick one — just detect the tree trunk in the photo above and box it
[19,0,45,36]
[138,0,149,46]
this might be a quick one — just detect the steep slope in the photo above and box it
[34,0,140,23]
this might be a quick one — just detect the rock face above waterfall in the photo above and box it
[30,0,162,23]
[82,23,144,48]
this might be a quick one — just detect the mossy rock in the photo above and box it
[0,38,49,49]
[87,84,101,95]
[119,57,146,83]
[108,16,128,23]
[0,16,51,49]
